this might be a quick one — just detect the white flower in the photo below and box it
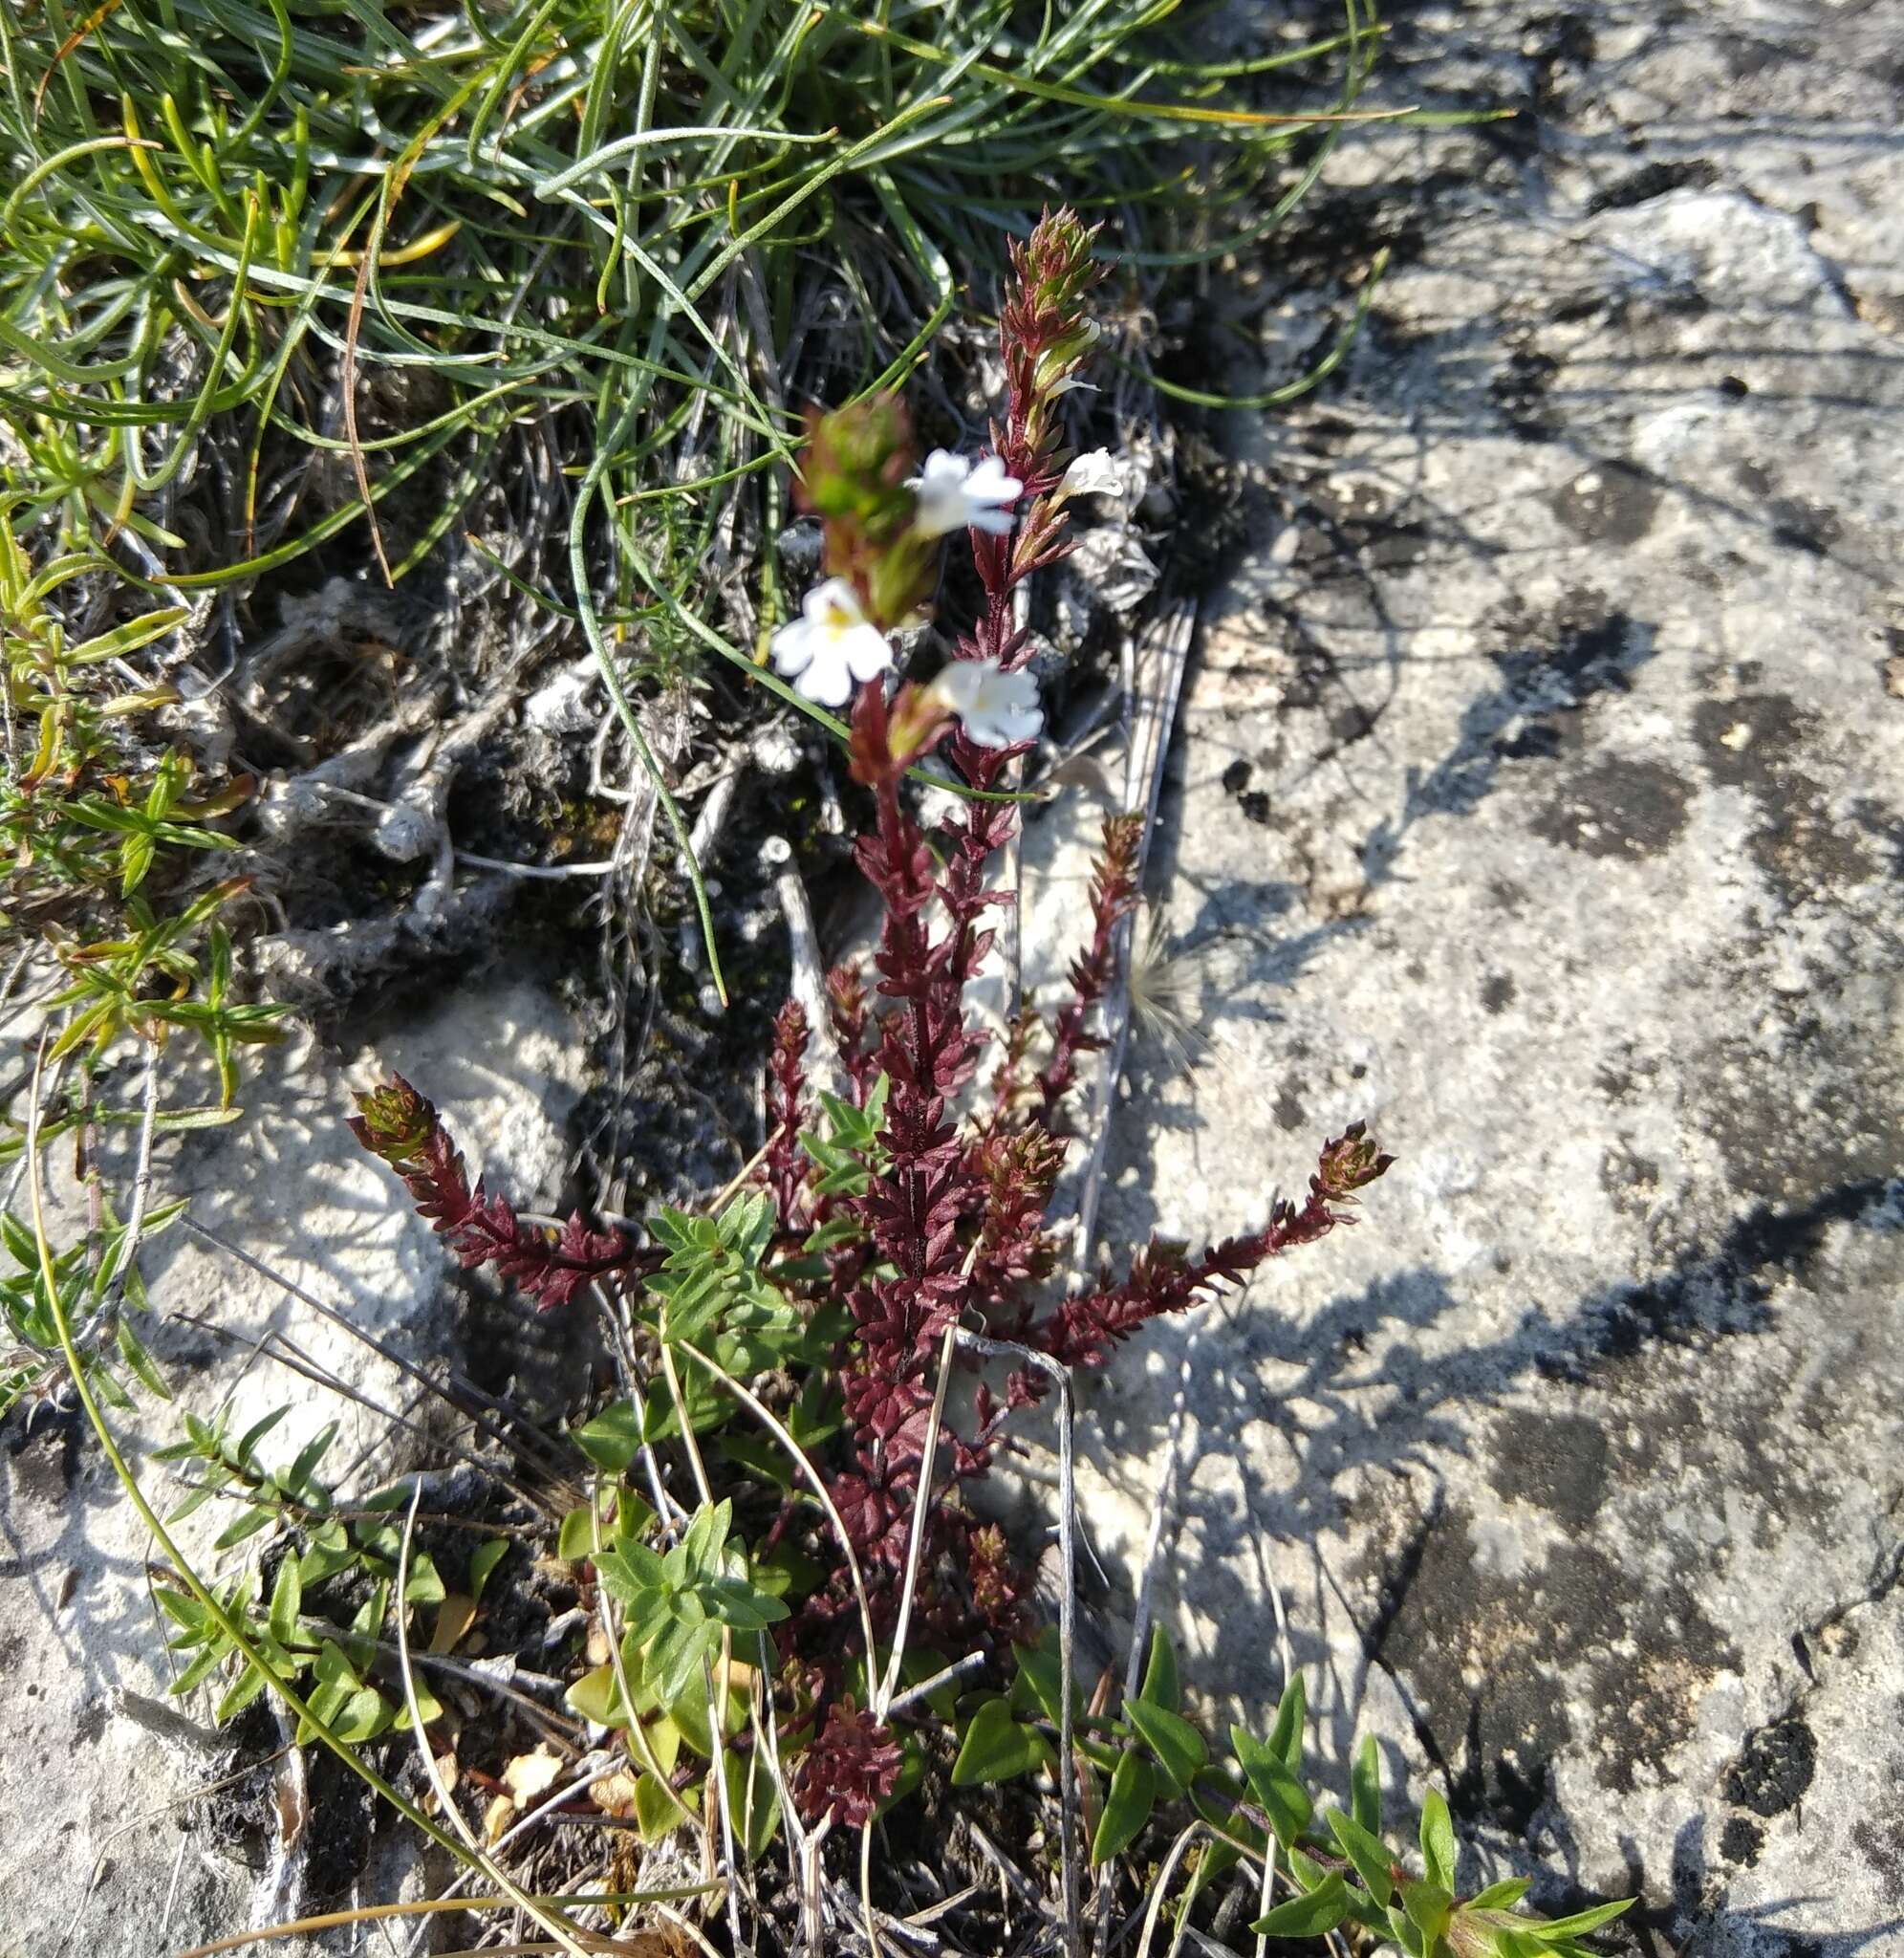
[1053,447,1122,505]
[928,657,1044,750]
[909,449,1023,538]
[769,578,894,707]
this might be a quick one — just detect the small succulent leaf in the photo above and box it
[1250,1873,1349,1939]
[1231,1723,1312,1845]
[1124,1694,1205,1796]
[1091,1749,1156,1866]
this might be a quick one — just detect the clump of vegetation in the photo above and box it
[334,210,1623,1953]
[1,519,285,1423]
[6,8,1598,1952]
[1,0,1401,990]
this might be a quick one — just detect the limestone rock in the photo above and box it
[1018,4,1904,1951]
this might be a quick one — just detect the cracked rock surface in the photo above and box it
[0,975,588,1953]
[1029,4,1904,1953]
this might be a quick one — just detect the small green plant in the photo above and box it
[1,519,285,1424]
[147,1407,512,1739]
[956,1629,1634,1958]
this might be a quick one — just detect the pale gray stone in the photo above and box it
[1013,4,1904,1952]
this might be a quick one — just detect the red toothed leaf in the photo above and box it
[793,1696,902,1829]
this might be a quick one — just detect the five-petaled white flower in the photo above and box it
[1053,447,1122,504]
[929,657,1044,750]
[909,450,1023,538]
[770,578,894,707]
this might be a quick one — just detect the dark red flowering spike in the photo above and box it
[348,1073,638,1312]
[1038,811,1144,1121]
[764,1000,811,1227]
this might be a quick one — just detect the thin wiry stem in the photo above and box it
[960,1330,1079,1954]
[873,1319,958,1718]
[394,1489,594,1958]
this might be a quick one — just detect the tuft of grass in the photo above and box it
[1,0,1431,990]
[0,0,1398,650]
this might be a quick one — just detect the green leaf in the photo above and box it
[1401,1878,1454,1942]
[951,1698,1052,1787]
[700,1574,789,1633]
[1352,1730,1382,1833]
[299,1519,357,1587]
[172,1640,227,1696]
[635,1770,687,1841]
[402,1552,445,1604]
[595,1539,668,1614]
[559,1501,610,1561]
[1267,1668,1308,1771]
[392,1676,445,1731]
[268,1558,303,1647]
[1470,1879,1533,1911]
[215,1658,271,1725]
[232,1404,290,1469]
[682,1497,731,1576]
[573,1400,643,1472]
[1420,1787,1458,1891]
[1091,1749,1156,1865]
[651,1616,716,1710]
[717,1749,781,1860]
[115,1314,170,1399]
[566,1663,628,1730]
[1327,1807,1395,1906]
[333,1685,392,1744]
[1250,1873,1350,1939]
[212,1501,276,1550]
[283,1422,337,1499]
[468,1537,509,1602]
[1231,1723,1311,1845]
[1523,1899,1634,1941]
[1139,1624,1180,1714]
[1011,1638,1069,1727]
[1123,1694,1206,1796]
